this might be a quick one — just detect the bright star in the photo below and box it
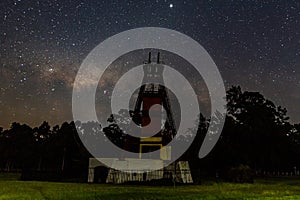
[169,4,173,8]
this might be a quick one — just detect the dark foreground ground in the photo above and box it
[0,173,299,199]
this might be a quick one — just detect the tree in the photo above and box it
[220,86,293,171]
[0,123,34,171]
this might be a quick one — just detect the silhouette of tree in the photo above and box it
[0,123,34,171]
[0,85,298,181]
[215,86,294,172]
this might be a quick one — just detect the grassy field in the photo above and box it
[0,174,299,199]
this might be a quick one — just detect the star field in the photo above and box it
[0,0,300,128]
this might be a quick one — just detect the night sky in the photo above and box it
[0,0,300,128]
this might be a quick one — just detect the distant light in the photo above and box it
[169,3,173,8]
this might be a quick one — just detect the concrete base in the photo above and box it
[88,158,193,184]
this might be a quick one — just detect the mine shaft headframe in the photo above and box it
[130,52,176,138]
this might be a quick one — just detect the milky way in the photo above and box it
[0,0,300,128]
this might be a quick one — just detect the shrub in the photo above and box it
[228,164,254,183]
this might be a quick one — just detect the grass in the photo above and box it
[0,174,299,199]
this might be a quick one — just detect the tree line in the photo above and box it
[0,85,299,181]
[184,86,300,180]
[0,121,90,181]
